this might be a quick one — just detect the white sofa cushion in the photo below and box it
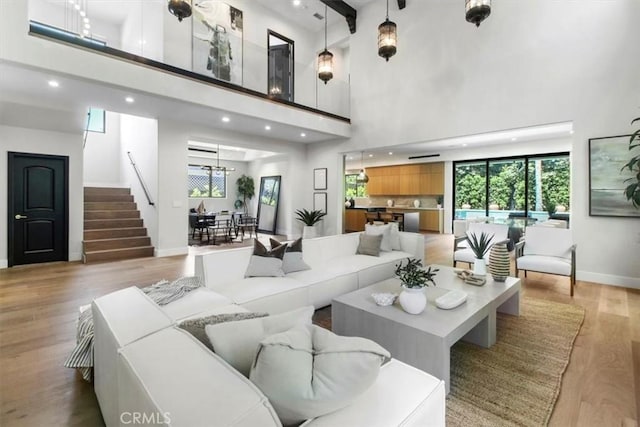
[365,223,392,252]
[301,360,446,427]
[517,255,571,276]
[523,226,573,259]
[216,277,309,305]
[161,287,234,321]
[205,306,314,377]
[249,324,390,426]
[118,327,281,427]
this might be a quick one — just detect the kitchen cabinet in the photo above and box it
[366,162,444,195]
[419,211,442,232]
[344,209,366,232]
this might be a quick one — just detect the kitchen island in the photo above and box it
[345,206,441,233]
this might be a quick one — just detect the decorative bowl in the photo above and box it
[372,292,398,306]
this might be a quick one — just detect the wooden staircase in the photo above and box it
[83,187,154,263]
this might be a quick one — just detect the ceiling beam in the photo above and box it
[320,0,357,34]
[397,0,406,10]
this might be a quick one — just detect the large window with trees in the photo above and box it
[188,165,226,198]
[345,174,367,199]
[454,153,570,222]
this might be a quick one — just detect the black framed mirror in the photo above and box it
[268,30,294,102]
[256,175,281,234]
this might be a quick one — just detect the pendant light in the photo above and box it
[318,4,334,84]
[465,0,491,27]
[377,0,397,62]
[168,0,192,22]
[357,151,369,183]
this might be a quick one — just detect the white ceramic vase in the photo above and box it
[302,225,317,239]
[473,258,487,276]
[398,286,427,315]
[413,200,420,208]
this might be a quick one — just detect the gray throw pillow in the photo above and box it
[178,312,268,350]
[356,233,383,257]
[245,240,287,277]
[270,237,311,274]
[249,324,390,425]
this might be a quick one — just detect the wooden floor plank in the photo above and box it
[0,233,637,426]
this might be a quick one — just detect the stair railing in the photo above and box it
[127,151,155,206]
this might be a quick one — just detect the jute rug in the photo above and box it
[447,297,585,426]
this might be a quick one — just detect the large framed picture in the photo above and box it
[589,134,640,217]
[192,1,243,85]
[313,192,327,214]
[313,168,327,190]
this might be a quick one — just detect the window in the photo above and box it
[188,165,226,198]
[345,174,367,199]
[86,108,105,133]
[454,153,570,222]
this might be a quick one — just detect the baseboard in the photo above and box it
[0,259,7,269]
[577,270,640,289]
[69,252,82,262]
[155,247,188,257]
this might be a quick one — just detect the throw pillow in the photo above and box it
[205,305,314,377]
[178,312,268,350]
[244,240,287,278]
[356,233,383,257]
[388,222,402,250]
[249,324,390,425]
[364,223,393,252]
[269,237,311,274]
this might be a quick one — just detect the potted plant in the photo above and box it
[235,175,255,214]
[436,195,443,209]
[295,208,327,239]
[467,231,494,276]
[394,258,438,314]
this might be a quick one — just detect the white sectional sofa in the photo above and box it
[92,231,446,427]
[194,231,425,313]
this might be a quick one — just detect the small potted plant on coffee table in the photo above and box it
[467,231,494,276]
[394,258,438,315]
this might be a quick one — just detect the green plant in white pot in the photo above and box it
[295,208,327,239]
[467,231,494,276]
[394,258,438,314]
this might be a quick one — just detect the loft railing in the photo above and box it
[28,21,351,123]
[127,151,155,207]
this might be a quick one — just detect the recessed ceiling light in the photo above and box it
[125,96,134,103]
[222,116,230,123]
[85,23,91,29]
[293,0,301,6]
[84,17,89,23]
[74,4,80,9]
[511,137,518,141]
[48,80,59,88]
[265,125,271,130]
[569,130,574,135]
[462,143,468,147]
[388,152,393,155]
[79,10,86,17]
[300,132,306,137]
[369,154,374,157]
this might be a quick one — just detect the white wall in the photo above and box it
[120,114,159,251]
[327,0,640,287]
[0,124,84,267]
[83,111,122,186]
[187,158,249,212]
[28,0,122,47]
[120,1,163,61]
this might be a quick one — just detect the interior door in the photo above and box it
[8,152,69,266]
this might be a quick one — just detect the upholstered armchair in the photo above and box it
[453,222,509,268]
[515,226,576,296]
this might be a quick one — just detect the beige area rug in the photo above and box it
[447,298,585,426]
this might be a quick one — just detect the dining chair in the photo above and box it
[236,216,258,242]
[189,213,209,241]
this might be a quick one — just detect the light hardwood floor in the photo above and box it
[0,234,637,426]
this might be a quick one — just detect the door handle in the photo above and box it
[15,214,27,219]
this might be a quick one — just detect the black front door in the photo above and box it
[8,152,69,267]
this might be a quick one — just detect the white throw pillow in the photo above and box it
[205,306,314,377]
[388,222,402,251]
[365,223,392,252]
[249,324,390,425]
[244,256,285,278]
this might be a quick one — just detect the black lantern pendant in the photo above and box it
[377,0,397,61]
[318,5,334,84]
[168,0,192,22]
[465,0,491,27]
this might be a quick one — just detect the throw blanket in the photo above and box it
[64,276,203,381]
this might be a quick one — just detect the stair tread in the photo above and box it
[83,236,150,243]
[84,246,154,254]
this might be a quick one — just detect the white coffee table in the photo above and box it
[331,265,520,393]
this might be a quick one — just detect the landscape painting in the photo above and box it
[589,135,640,217]
[192,1,243,85]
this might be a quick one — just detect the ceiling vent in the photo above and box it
[313,12,325,20]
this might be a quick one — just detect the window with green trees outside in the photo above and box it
[345,174,367,199]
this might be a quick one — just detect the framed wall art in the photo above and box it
[313,192,327,214]
[192,2,243,85]
[313,168,327,190]
[589,134,640,217]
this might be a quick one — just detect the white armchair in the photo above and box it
[515,226,576,296]
[453,222,509,268]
